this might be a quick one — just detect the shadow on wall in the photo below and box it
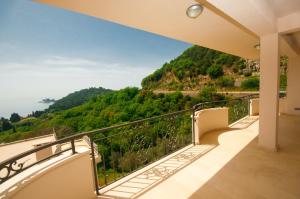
[199,116,259,145]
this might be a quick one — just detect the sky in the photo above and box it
[0,0,191,118]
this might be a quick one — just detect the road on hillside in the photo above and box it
[153,90,259,97]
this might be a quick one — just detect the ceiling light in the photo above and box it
[186,4,204,18]
[254,44,260,50]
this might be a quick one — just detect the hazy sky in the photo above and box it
[0,0,191,117]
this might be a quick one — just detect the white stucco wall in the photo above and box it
[286,56,300,115]
[250,98,287,115]
[4,150,96,199]
[194,108,228,144]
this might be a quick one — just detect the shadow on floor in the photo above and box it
[100,144,217,199]
[188,115,300,199]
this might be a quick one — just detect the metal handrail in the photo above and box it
[0,93,261,187]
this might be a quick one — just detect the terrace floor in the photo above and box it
[98,114,300,199]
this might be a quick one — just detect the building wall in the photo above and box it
[286,56,300,115]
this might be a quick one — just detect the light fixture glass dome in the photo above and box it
[254,44,260,50]
[186,4,204,18]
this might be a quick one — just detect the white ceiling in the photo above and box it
[35,0,300,58]
[35,0,259,59]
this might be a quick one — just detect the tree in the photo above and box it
[207,64,224,79]
[1,118,12,131]
[10,113,21,123]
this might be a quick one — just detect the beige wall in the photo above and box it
[194,108,228,144]
[250,98,287,115]
[6,151,96,199]
[279,98,287,114]
[286,56,300,115]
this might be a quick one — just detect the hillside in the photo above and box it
[48,87,112,112]
[142,45,258,91]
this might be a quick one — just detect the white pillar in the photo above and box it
[259,33,280,151]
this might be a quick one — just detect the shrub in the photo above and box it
[198,86,224,102]
[243,71,252,77]
[207,64,224,79]
[241,77,259,90]
[217,76,235,88]
[280,74,287,91]
[232,65,239,73]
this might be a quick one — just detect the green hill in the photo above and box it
[48,87,112,112]
[142,45,250,90]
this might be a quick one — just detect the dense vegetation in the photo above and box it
[142,45,288,92]
[47,87,112,112]
[142,45,247,90]
[240,76,260,90]
[0,87,224,143]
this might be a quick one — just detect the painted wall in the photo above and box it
[6,151,96,199]
[250,98,287,115]
[194,108,228,144]
[286,56,300,115]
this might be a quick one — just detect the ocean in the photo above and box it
[0,97,51,118]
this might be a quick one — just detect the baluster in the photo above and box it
[192,108,196,145]
[90,136,100,195]
[103,137,108,185]
[71,139,76,154]
[110,136,116,182]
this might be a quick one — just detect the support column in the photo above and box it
[259,33,280,151]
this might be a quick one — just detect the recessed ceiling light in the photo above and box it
[186,4,204,18]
